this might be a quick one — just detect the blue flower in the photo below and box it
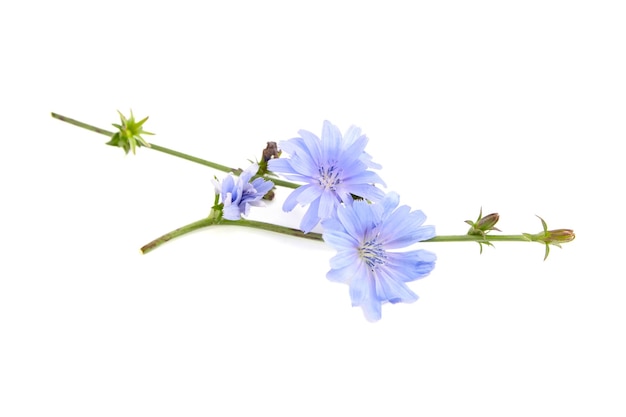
[268,121,386,233]
[213,164,274,220]
[321,192,437,322]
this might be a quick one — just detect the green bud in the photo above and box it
[523,216,575,260]
[465,207,501,254]
[466,207,501,237]
[476,213,500,232]
[543,229,575,244]
[106,110,154,154]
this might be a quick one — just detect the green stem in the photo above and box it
[51,112,299,189]
[140,214,534,254]
[140,217,218,254]
[140,216,323,254]
[51,113,114,136]
[223,219,324,241]
[423,235,529,243]
[148,143,235,173]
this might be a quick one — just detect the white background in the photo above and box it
[1,1,625,416]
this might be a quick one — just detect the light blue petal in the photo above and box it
[251,178,274,195]
[268,158,295,174]
[326,257,361,284]
[410,250,438,276]
[334,189,353,207]
[299,198,321,233]
[241,163,258,182]
[324,231,358,251]
[288,152,319,177]
[360,152,382,169]
[339,184,385,203]
[282,184,316,211]
[223,205,242,220]
[342,125,381,170]
[321,217,343,233]
[375,268,419,304]
[295,184,323,205]
[318,189,339,219]
[329,250,359,269]
[384,250,437,282]
[344,130,382,169]
[381,192,400,217]
[297,129,322,164]
[342,132,369,158]
[279,137,307,156]
[349,262,370,306]
[342,169,386,187]
[379,204,412,238]
[327,267,348,283]
[342,125,361,146]
[383,224,436,249]
[336,201,372,241]
[275,173,311,183]
[240,203,251,216]
[377,201,435,248]
[274,138,319,177]
[321,120,343,161]
[337,158,366,181]
[221,174,235,195]
[322,218,359,249]
[360,288,382,322]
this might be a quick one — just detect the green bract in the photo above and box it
[106,110,154,154]
[465,207,501,254]
[523,216,576,260]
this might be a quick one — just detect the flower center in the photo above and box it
[318,162,342,191]
[359,237,386,270]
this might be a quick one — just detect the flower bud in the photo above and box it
[466,208,501,237]
[476,213,500,232]
[523,216,575,260]
[543,229,575,244]
[525,216,576,245]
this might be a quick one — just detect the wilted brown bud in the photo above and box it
[262,141,280,162]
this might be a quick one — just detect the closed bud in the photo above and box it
[544,229,575,244]
[466,208,501,237]
[476,213,500,232]
[523,216,575,260]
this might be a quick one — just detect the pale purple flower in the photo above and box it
[321,192,437,322]
[268,121,386,233]
[213,164,274,220]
